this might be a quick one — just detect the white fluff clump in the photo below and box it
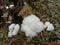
[46,24,54,31]
[5,6,9,9]
[9,5,14,8]
[44,22,54,31]
[21,14,45,38]
[8,24,20,37]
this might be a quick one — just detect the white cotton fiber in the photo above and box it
[46,24,54,31]
[21,14,45,38]
[12,24,20,36]
[8,24,20,37]
[9,24,15,32]
[44,21,54,31]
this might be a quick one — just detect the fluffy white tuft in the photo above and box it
[9,5,14,8]
[21,14,44,38]
[44,22,54,31]
[5,6,9,9]
[8,24,15,37]
[12,24,20,36]
[46,24,54,31]
[8,24,20,37]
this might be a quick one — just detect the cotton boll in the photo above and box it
[21,14,44,38]
[46,24,54,31]
[44,21,54,31]
[27,14,44,33]
[8,24,20,37]
[12,24,20,36]
[8,24,15,37]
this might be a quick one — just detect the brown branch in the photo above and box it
[4,36,9,42]
[8,39,13,45]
